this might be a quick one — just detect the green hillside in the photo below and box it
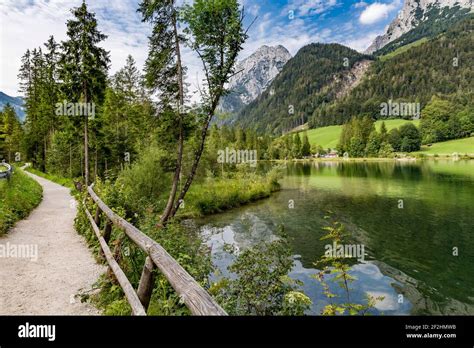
[302,119,420,149]
[379,38,428,62]
[310,16,474,128]
[414,137,474,156]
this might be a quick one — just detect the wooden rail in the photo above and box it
[0,162,12,180]
[83,184,227,316]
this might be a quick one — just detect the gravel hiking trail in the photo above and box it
[0,169,105,315]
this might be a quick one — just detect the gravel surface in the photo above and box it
[0,170,105,315]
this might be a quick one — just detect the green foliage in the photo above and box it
[420,95,473,144]
[378,142,395,158]
[387,128,402,152]
[314,218,384,315]
[365,130,382,157]
[182,0,247,108]
[399,123,422,152]
[75,181,212,316]
[292,132,302,158]
[311,17,474,127]
[301,133,311,157]
[337,116,375,157]
[59,2,110,104]
[101,56,157,177]
[336,117,423,156]
[0,105,23,162]
[379,38,428,61]
[0,168,42,235]
[211,227,311,315]
[186,168,282,216]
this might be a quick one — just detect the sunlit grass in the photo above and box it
[303,119,421,149]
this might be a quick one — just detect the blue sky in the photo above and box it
[0,0,403,97]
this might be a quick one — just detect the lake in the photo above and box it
[197,160,474,315]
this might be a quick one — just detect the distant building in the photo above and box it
[323,150,338,158]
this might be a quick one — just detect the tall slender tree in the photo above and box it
[169,0,248,218]
[59,1,109,185]
[138,0,187,225]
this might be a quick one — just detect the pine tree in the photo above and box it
[301,133,311,157]
[293,133,302,158]
[0,110,5,160]
[365,130,381,157]
[1,105,23,163]
[59,1,110,185]
[380,121,388,142]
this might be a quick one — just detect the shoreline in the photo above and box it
[263,155,474,163]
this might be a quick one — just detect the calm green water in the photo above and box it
[197,160,474,315]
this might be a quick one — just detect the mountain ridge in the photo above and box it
[235,43,373,134]
[365,0,473,54]
[0,91,25,122]
[219,45,292,115]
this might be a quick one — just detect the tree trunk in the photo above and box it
[84,83,89,186]
[69,143,72,178]
[160,12,185,225]
[84,115,89,185]
[167,23,241,220]
[94,148,98,181]
[169,104,216,218]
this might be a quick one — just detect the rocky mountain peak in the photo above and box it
[219,45,292,113]
[365,0,473,54]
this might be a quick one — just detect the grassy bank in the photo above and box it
[0,168,43,235]
[185,170,282,217]
[413,137,474,156]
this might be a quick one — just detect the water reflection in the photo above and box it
[198,160,474,315]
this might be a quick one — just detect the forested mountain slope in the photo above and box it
[374,5,473,56]
[235,43,372,135]
[309,16,474,128]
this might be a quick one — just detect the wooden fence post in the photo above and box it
[94,206,101,226]
[137,256,156,312]
[99,220,112,258]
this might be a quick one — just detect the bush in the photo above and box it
[114,145,172,216]
[211,227,311,315]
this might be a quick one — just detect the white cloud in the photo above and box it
[0,0,400,100]
[285,0,338,17]
[359,1,398,25]
[354,1,368,9]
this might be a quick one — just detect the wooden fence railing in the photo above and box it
[83,184,227,316]
[0,162,12,180]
